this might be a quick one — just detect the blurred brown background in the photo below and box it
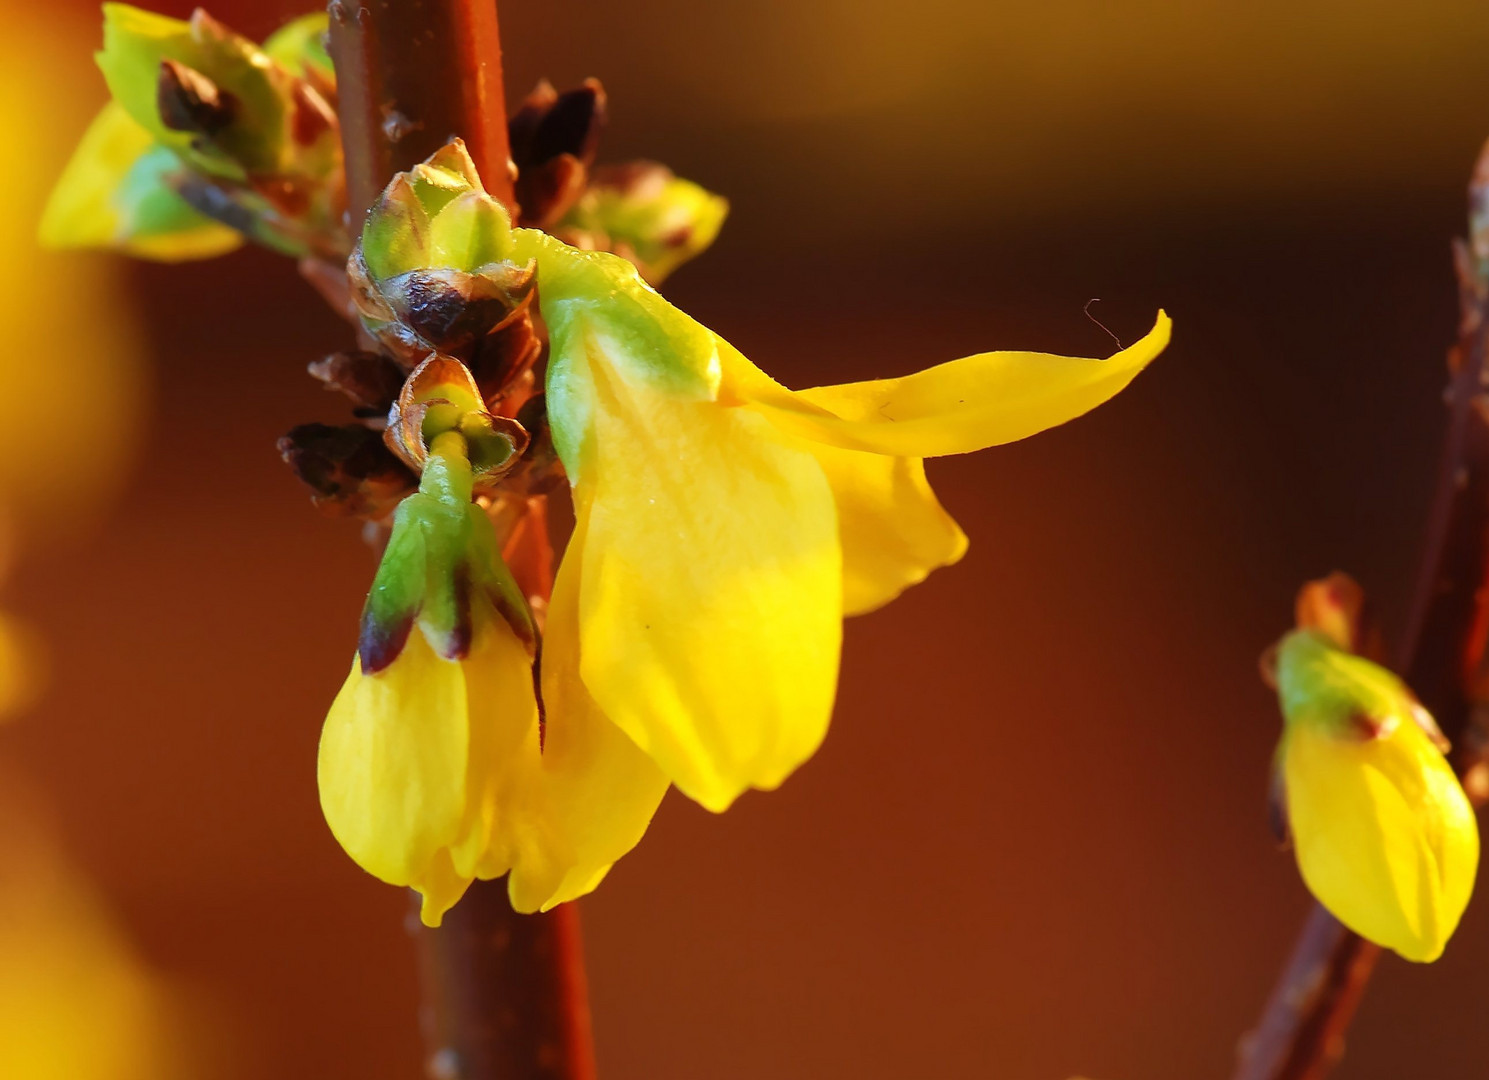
[8,1,1489,1077]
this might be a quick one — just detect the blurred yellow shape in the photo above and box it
[2,14,144,546]
[0,781,191,1080]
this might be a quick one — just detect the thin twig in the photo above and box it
[1233,139,1489,1080]
[325,3,595,1078]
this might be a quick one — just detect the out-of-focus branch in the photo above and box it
[1232,138,1489,1080]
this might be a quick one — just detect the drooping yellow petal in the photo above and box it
[726,312,1170,458]
[321,608,538,926]
[502,511,671,912]
[807,443,968,615]
[319,626,470,897]
[444,605,542,889]
[1285,715,1479,962]
[572,336,842,812]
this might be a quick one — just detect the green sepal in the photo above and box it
[413,142,485,206]
[358,499,429,672]
[40,102,241,261]
[427,192,516,271]
[1275,630,1420,738]
[359,439,533,670]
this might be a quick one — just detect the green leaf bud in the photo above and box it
[352,140,531,368]
[557,162,727,284]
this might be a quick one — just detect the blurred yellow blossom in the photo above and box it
[0,782,193,1080]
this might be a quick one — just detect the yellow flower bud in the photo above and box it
[1274,629,1479,961]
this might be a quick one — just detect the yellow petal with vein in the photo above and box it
[446,605,542,886]
[728,312,1170,458]
[574,338,842,811]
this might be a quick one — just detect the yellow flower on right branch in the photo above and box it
[1270,579,1480,961]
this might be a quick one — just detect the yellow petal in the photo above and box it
[808,443,968,615]
[572,338,842,811]
[445,604,542,887]
[319,627,470,893]
[503,513,671,912]
[727,312,1170,458]
[320,607,538,926]
[1284,716,1479,962]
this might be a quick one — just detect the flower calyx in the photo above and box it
[385,357,529,497]
[359,431,536,675]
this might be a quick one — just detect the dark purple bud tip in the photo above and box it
[359,610,415,674]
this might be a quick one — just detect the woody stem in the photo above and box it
[1231,141,1489,1080]
[325,3,595,1078]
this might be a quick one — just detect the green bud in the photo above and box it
[98,4,287,177]
[557,162,727,284]
[69,5,345,260]
[360,146,515,280]
[352,140,530,366]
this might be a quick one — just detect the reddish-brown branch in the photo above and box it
[326,4,593,1079]
[1232,145,1489,1080]
[414,889,597,1080]
[327,0,516,222]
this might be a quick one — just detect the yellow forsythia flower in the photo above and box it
[319,424,540,924]
[321,146,1170,922]
[521,230,1169,814]
[1274,627,1479,961]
